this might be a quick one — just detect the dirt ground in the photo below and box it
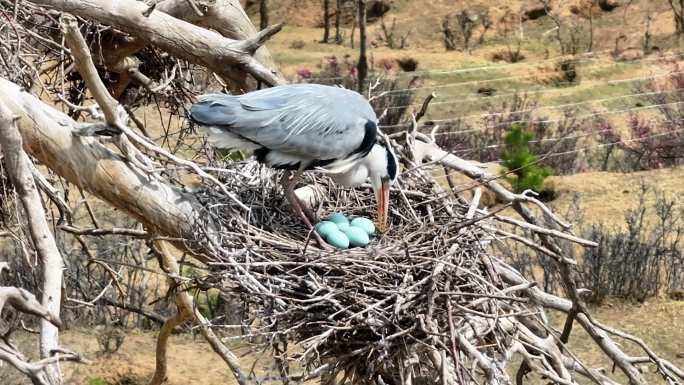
[61,331,232,385]
[1,298,680,385]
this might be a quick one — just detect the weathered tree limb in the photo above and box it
[0,99,64,384]
[495,261,678,385]
[149,311,189,385]
[62,16,249,211]
[156,240,248,385]
[26,0,285,87]
[62,17,119,126]
[0,287,62,327]
[0,339,84,385]
[92,0,281,94]
[413,137,571,229]
[0,77,209,261]
[413,136,652,385]
[154,0,281,91]
[493,214,597,247]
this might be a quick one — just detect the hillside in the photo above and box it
[252,0,684,127]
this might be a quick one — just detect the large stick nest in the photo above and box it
[187,152,521,384]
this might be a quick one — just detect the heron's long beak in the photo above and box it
[377,177,390,233]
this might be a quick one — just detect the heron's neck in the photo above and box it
[330,145,385,187]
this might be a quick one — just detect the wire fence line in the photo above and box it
[448,128,615,155]
[542,127,683,159]
[428,126,684,184]
[377,73,684,127]
[301,43,679,82]
[380,96,684,130]
[384,84,684,114]
[304,49,640,80]
[423,112,670,157]
[376,53,684,94]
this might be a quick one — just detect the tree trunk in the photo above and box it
[351,17,356,48]
[260,0,269,30]
[356,0,368,93]
[322,0,331,43]
[643,13,653,54]
[335,0,342,43]
[0,100,63,384]
[588,8,594,52]
[670,0,684,34]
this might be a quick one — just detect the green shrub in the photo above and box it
[500,124,552,194]
[197,288,221,319]
[88,378,110,385]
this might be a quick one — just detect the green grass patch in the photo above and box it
[88,378,110,385]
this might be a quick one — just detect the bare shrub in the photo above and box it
[432,95,592,175]
[377,17,411,49]
[396,57,418,72]
[540,0,593,55]
[491,48,525,63]
[581,66,684,173]
[96,325,127,356]
[497,11,526,63]
[628,65,684,168]
[529,110,584,175]
[501,187,684,303]
[434,94,562,163]
[577,184,684,304]
[289,40,305,49]
[441,7,490,53]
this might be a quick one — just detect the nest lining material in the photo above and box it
[192,159,508,381]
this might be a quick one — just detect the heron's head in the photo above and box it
[367,143,398,233]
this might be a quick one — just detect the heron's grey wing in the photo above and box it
[192,85,377,160]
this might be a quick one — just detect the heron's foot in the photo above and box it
[284,184,331,250]
[310,229,333,251]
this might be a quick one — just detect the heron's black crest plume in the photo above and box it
[385,143,398,181]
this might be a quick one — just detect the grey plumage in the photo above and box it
[190,84,378,170]
[191,83,397,236]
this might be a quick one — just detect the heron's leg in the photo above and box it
[281,171,329,249]
[281,169,317,223]
[292,169,317,223]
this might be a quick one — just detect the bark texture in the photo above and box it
[0,78,207,260]
[0,100,64,384]
[26,0,284,88]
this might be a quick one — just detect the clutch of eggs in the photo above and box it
[315,213,377,249]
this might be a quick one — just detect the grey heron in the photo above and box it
[190,84,398,243]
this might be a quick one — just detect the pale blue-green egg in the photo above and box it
[316,221,338,238]
[325,229,350,249]
[342,226,370,247]
[336,222,350,232]
[350,217,375,236]
[328,213,348,225]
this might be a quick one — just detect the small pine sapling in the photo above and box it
[501,124,553,194]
